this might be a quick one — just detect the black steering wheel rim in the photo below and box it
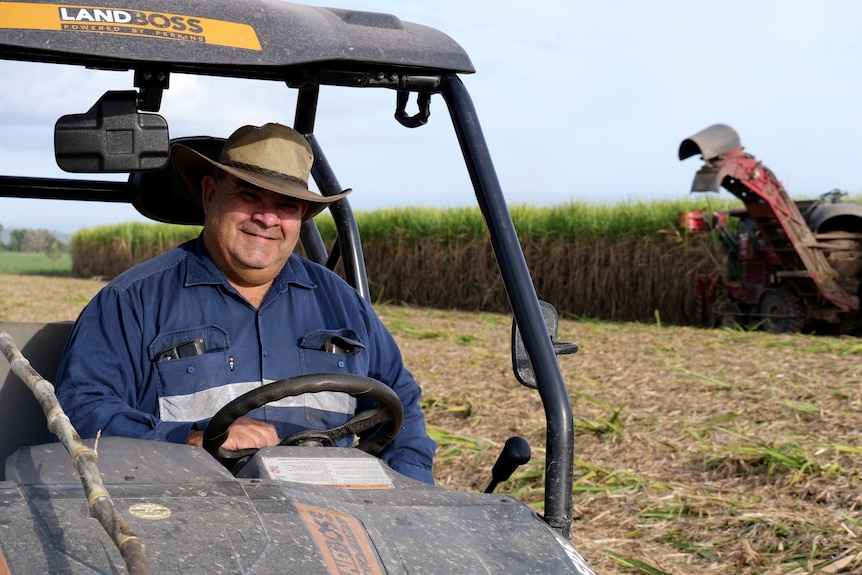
[202,374,404,465]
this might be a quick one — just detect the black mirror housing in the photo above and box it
[512,300,578,389]
[54,91,169,173]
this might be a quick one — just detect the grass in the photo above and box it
[57,202,739,327]
[314,197,744,244]
[69,222,200,278]
[0,251,72,275]
[70,221,200,260]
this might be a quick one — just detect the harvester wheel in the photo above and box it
[695,275,720,327]
[837,311,862,336]
[758,288,805,333]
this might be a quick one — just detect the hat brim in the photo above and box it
[170,143,350,222]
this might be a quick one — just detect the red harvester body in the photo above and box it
[679,124,862,333]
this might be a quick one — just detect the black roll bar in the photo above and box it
[0,176,130,203]
[439,74,575,536]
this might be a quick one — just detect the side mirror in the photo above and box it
[511,300,578,389]
[54,91,169,173]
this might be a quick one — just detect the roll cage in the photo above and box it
[0,0,575,535]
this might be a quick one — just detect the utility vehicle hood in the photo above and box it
[0,438,591,574]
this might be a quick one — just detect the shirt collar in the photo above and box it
[184,235,317,293]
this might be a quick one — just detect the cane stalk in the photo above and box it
[0,331,152,575]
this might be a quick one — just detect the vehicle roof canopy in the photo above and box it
[0,0,474,82]
[0,0,476,222]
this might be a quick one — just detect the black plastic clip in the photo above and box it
[395,91,431,128]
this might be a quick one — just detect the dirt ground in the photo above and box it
[376,307,862,575]
[2,273,861,574]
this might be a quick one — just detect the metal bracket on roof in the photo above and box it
[134,68,170,112]
[394,91,431,128]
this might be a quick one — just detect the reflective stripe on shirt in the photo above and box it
[159,379,356,422]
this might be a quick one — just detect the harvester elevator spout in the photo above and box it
[678,123,742,162]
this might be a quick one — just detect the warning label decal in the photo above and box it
[263,456,394,489]
[0,3,261,50]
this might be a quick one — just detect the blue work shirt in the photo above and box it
[55,237,436,484]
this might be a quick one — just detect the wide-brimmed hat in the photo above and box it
[170,123,350,222]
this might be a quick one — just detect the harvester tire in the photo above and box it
[758,288,805,334]
[837,311,862,336]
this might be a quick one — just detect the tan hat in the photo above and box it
[170,123,350,222]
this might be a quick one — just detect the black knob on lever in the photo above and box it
[484,436,531,493]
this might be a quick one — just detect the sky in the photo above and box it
[2,0,862,233]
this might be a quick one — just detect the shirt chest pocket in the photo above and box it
[149,326,231,397]
[298,328,366,376]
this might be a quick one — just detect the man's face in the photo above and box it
[201,173,308,288]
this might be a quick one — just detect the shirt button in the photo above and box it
[338,360,345,368]
[187,366,195,374]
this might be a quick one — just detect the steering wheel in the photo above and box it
[202,374,404,467]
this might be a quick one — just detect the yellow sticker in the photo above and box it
[0,3,261,50]
[128,502,172,520]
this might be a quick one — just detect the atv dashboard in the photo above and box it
[5,437,429,490]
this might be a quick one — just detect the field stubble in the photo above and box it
[1,273,861,574]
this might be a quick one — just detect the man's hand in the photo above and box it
[186,416,280,449]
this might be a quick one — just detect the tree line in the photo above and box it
[0,224,68,255]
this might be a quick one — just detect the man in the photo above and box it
[55,123,435,484]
